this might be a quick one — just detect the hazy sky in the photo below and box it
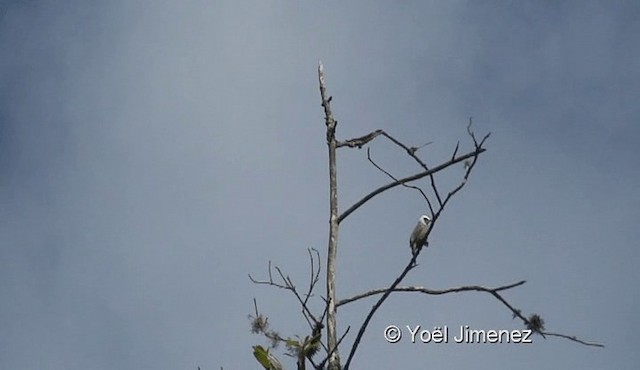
[1,1,638,369]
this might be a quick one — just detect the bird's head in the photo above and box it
[420,215,431,224]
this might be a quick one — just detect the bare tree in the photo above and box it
[248,62,603,370]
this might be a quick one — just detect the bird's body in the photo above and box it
[409,215,432,255]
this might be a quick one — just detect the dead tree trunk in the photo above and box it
[319,61,341,370]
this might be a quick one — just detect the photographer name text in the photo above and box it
[384,325,533,344]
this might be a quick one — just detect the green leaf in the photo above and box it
[253,345,272,369]
[253,345,284,370]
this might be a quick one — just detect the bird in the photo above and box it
[410,215,432,256]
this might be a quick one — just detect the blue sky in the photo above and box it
[1,1,638,369]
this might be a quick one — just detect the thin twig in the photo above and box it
[542,332,604,348]
[366,147,431,207]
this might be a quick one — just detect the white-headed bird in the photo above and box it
[409,215,432,256]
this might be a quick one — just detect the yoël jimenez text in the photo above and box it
[407,325,533,344]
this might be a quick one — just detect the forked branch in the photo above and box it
[338,143,486,224]
[344,126,487,369]
[249,249,325,338]
[338,280,604,351]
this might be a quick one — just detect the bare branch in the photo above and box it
[374,131,447,211]
[339,147,485,224]
[303,248,322,306]
[254,298,260,317]
[337,280,527,307]
[343,253,420,370]
[379,131,430,171]
[451,141,460,161]
[344,130,490,367]
[337,130,384,148]
[377,130,449,210]
[349,125,489,227]
[543,332,604,348]
[467,117,478,146]
[335,128,459,217]
[317,326,351,369]
[318,61,337,142]
[337,279,604,349]
[366,147,431,208]
[249,258,323,334]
